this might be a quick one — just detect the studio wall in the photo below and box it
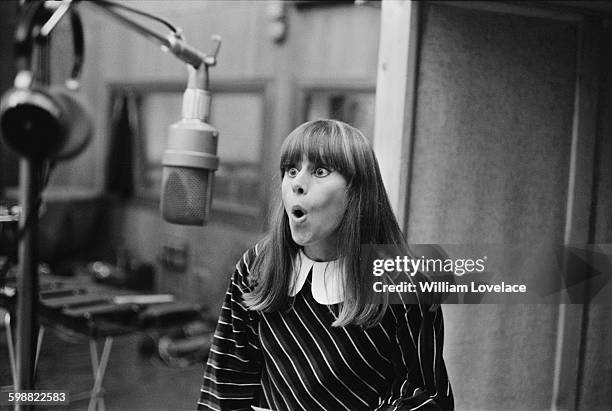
[400,2,611,409]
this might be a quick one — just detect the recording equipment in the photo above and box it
[0,2,93,161]
[160,67,219,226]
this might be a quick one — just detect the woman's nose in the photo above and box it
[292,170,308,195]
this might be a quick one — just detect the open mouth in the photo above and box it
[291,205,307,220]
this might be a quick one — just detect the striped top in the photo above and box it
[198,246,453,411]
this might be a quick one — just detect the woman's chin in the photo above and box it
[291,235,309,247]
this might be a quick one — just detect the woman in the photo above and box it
[198,120,453,410]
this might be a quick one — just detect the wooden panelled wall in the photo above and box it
[376,2,611,410]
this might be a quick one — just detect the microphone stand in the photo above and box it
[83,0,222,224]
[14,7,53,410]
[85,0,221,77]
[15,161,42,410]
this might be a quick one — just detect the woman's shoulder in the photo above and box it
[235,243,260,272]
[233,241,265,288]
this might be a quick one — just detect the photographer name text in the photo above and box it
[373,281,527,294]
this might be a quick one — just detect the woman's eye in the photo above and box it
[286,167,298,177]
[314,167,331,178]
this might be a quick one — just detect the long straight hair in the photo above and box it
[243,119,406,327]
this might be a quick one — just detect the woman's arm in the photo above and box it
[376,304,454,411]
[198,249,263,411]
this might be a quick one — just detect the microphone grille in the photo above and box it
[161,166,213,226]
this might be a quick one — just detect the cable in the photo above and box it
[92,0,181,36]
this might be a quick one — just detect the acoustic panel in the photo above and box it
[408,4,578,409]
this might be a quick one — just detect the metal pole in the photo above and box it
[15,15,50,410]
[15,159,42,411]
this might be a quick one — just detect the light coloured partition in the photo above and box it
[375,1,607,409]
[410,5,576,409]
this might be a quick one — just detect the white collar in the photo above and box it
[289,250,344,304]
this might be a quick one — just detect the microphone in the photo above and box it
[75,3,222,225]
[160,67,219,226]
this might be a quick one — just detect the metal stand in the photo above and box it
[2,306,113,411]
[87,337,113,411]
[69,337,114,411]
[15,159,43,411]
[1,307,44,390]
[1,308,17,388]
